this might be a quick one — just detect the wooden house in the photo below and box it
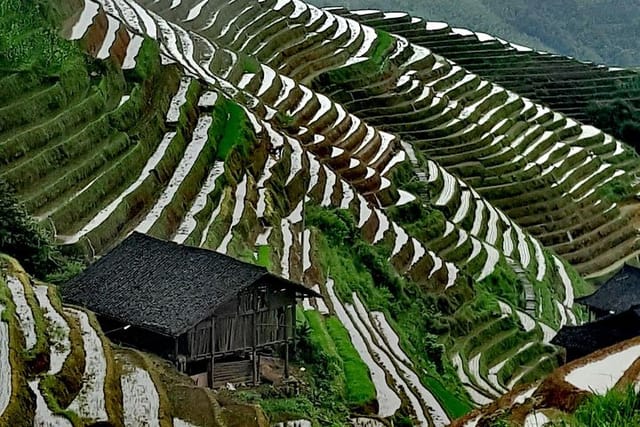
[62,232,321,387]
[552,264,640,362]
[576,264,640,320]
[552,307,640,362]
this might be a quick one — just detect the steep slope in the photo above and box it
[0,254,250,426]
[3,0,640,425]
[452,335,640,426]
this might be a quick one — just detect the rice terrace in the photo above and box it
[1,0,640,425]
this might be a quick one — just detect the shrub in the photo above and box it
[585,99,640,151]
[0,180,59,276]
[554,386,640,427]
[0,0,79,73]
[621,120,640,146]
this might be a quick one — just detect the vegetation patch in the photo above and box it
[0,180,62,278]
[324,316,376,408]
[0,0,79,73]
[306,204,472,418]
[552,386,640,426]
[317,29,395,85]
[0,263,36,425]
[214,99,255,160]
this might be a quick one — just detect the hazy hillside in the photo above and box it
[310,0,640,66]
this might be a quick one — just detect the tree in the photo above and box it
[621,120,640,150]
[0,180,59,276]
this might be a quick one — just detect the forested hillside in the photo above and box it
[310,0,640,66]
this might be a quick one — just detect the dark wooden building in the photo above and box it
[552,264,640,363]
[62,232,320,387]
[576,264,640,319]
[551,307,640,362]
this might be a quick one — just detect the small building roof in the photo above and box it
[575,264,640,314]
[62,233,320,337]
[551,307,640,362]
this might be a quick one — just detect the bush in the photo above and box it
[554,386,640,427]
[0,180,59,276]
[0,0,79,73]
[424,333,445,373]
[621,120,640,146]
[586,99,640,151]
[597,174,634,203]
[306,206,357,247]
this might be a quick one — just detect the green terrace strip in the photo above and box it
[306,205,472,417]
[324,316,377,408]
[315,29,396,86]
[216,99,256,160]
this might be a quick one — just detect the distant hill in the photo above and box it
[310,0,640,66]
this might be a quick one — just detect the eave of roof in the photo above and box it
[62,233,322,336]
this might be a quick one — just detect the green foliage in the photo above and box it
[552,387,640,427]
[447,289,499,338]
[478,259,520,306]
[597,173,635,204]
[423,333,445,372]
[45,261,85,286]
[324,316,376,407]
[259,397,318,423]
[306,204,472,417]
[0,180,60,277]
[388,201,446,242]
[621,120,640,145]
[319,29,395,84]
[127,39,161,82]
[586,99,640,153]
[0,0,79,73]
[214,99,255,160]
[573,387,640,426]
[370,30,394,63]
[306,206,357,248]
[256,246,271,269]
[242,55,260,74]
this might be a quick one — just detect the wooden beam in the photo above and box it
[291,302,297,352]
[173,337,179,364]
[284,340,289,379]
[252,286,258,385]
[285,303,294,378]
[210,316,215,388]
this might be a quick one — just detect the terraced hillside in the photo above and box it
[2,0,640,425]
[0,255,254,426]
[312,0,640,67]
[325,7,640,126]
[453,336,640,426]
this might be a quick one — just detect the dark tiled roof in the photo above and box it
[551,307,640,362]
[62,233,319,336]
[576,264,640,313]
